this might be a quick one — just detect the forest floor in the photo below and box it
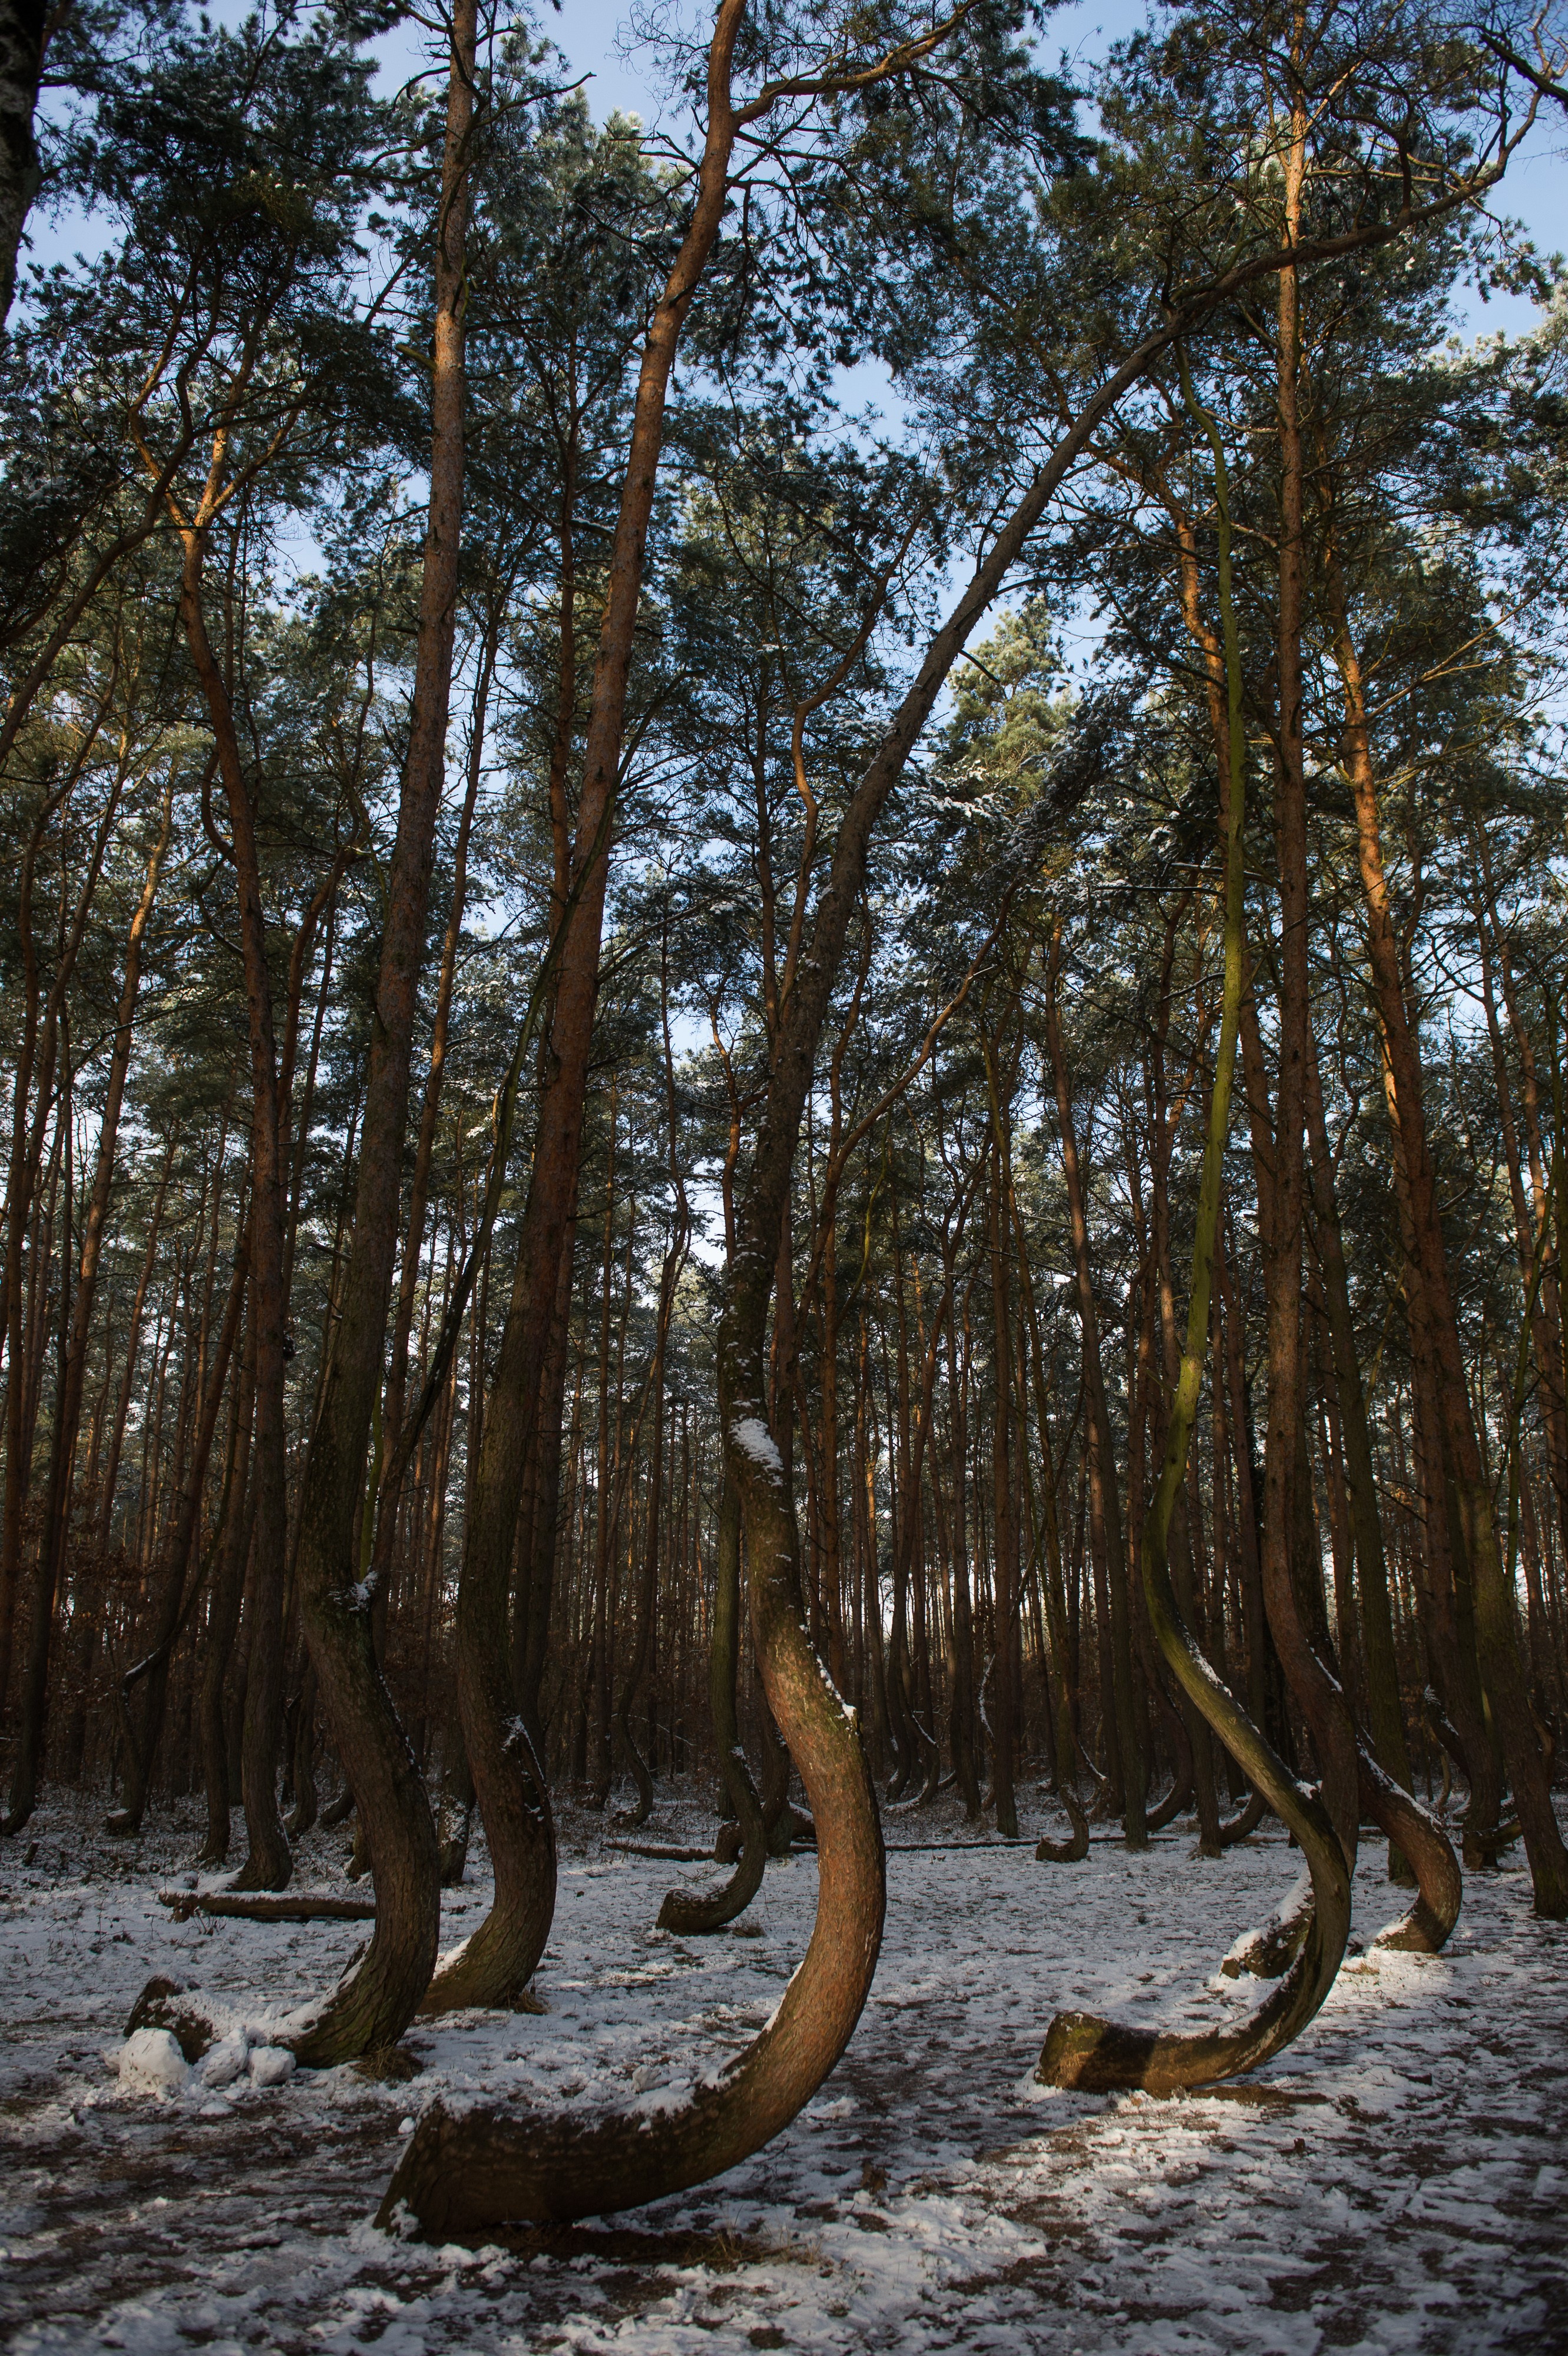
[2,1782,1565,2355]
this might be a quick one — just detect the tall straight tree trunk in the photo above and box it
[1303,1016,1414,1855]
[941,1235,981,1815]
[1044,942,1146,1844]
[985,1135,1020,1838]
[1470,853,1568,1578]
[5,785,172,1829]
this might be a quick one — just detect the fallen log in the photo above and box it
[158,1889,377,1925]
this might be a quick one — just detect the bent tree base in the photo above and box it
[658,1477,770,1935]
[1039,359,1351,2097]
[377,1472,884,2235]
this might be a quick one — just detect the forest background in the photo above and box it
[2,0,1568,2233]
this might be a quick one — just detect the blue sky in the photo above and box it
[24,0,1564,339]
[534,0,1565,343]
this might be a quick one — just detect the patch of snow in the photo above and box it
[115,2027,188,2097]
[730,1415,783,1475]
[198,2030,249,2088]
[246,2044,296,2088]
[4,1785,1566,2354]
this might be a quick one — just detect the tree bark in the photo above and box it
[1325,535,1568,1914]
[285,0,481,2050]
[5,783,172,1827]
[1044,934,1146,1844]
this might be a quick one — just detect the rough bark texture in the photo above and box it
[1039,357,1351,2092]
[5,787,172,1830]
[0,0,44,323]
[1359,1748,1462,1954]
[656,1472,769,1933]
[1326,538,1568,1916]
[286,0,480,2051]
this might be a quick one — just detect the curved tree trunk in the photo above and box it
[658,1472,769,1933]
[1040,373,1351,2092]
[285,0,480,2052]
[1359,1748,1461,1954]
[382,79,1242,2221]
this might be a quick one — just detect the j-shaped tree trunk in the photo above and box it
[277,0,483,2055]
[1358,1749,1461,1954]
[380,84,1268,2224]
[1325,523,1568,1915]
[657,1471,769,1932]
[1040,362,1351,2094]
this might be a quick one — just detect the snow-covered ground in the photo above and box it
[3,1783,1564,2354]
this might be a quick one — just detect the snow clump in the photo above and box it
[199,2030,249,2088]
[117,2027,189,2096]
[247,2044,296,2088]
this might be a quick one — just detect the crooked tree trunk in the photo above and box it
[1358,1749,1461,1954]
[1325,534,1568,1916]
[657,1471,769,1933]
[380,92,1281,2223]
[1041,370,1349,2092]
[283,0,481,2052]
